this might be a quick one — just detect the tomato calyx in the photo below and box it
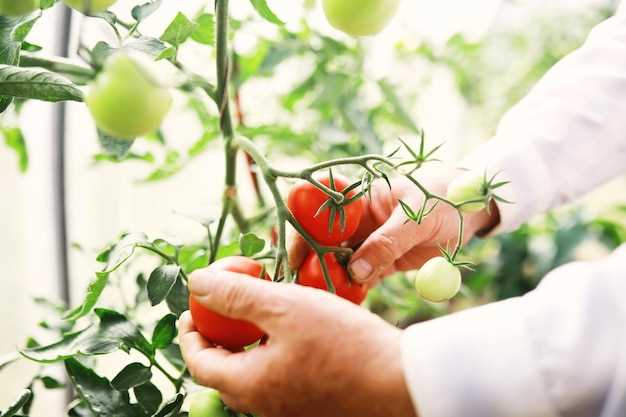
[311,169,361,234]
[394,132,445,174]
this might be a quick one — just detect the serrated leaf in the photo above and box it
[152,314,178,349]
[191,13,214,45]
[63,271,109,321]
[111,363,152,391]
[239,233,265,257]
[134,382,162,415]
[64,359,146,417]
[132,0,162,23]
[0,65,83,102]
[248,0,283,25]
[22,310,153,363]
[160,12,195,49]
[147,265,180,306]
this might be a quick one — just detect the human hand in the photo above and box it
[289,171,498,286]
[179,267,417,417]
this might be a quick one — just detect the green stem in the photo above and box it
[19,53,95,85]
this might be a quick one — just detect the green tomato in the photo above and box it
[62,0,118,13]
[322,0,400,37]
[0,0,39,16]
[414,257,461,303]
[189,390,229,417]
[86,53,172,139]
[446,170,487,213]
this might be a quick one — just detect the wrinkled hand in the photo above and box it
[289,172,497,286]
[179,267,417,417]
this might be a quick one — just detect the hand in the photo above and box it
[289,171,498,286]
[179,267,417,417]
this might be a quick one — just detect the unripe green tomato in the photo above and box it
[0,0,39,16]
[86,53,172,140]
[322,0,400,36]
[414,257,461,303]
[446,170,487,213]
[189,390,229,417]
[62,0,118,13]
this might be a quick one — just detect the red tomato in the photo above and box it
[298,253,368,304]
[189,256,269,351]
[287,174,364,246]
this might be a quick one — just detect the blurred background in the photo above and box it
[1,0,625,415]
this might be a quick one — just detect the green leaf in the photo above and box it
[134,382,162,415]
[152,314,178,349]
[154,394,184,417]
[147,265,180,306]
[63,271,109,321]
[248,0,284,25]
[103,233,150,273]
[64,359,145,417]
[178,245,209,273]
[111,363,152,391]
[166,277,189,317]
[97,130,134,159]
[126,36,170,59]
[191,13,214,45]
[161,344,185,371]
[160,12,195,49]
[40,376,65,389]
[90,41,116,70]
[239,233,266,257]
[0,65,84,102]
[0,389,31,417]
[132,0,162,23]
[22,309,153,363]
[2,127,28,172]
[68,401,97,417]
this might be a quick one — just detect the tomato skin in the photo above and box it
[288,174,363,246]
[62,0,117,13]
[0,0,39,16]
[414,257,461,302]
[446,171,487,213]
[189,256,269,351]
[189,390,229,417]
[298,253,368,305]
[322,0,400,37]
[86,53,172,139]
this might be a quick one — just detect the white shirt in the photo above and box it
[402,8,626,417]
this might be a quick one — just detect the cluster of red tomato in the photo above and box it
[189,174,366,351]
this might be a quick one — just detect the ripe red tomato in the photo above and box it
[189,256,269,351]
[298,253,368,305]
[287,174,363,246]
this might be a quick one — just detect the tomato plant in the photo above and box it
[414,257,462,302]
[298,252,368,304]
[189,390,229,417]
[189,256,268,351]
[322,0,400,36]
[62,0,118,13]
[86,53,172,140]
[288,174,364,246]
[0,0,39,16]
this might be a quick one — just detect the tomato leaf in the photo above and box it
[0,65,84,102]
[22,309,154,363]
[40,376,65,389]
[239,233,266,257]
[248,0,284,25]
[166,277,189,317]
[63,271,109,321]
[64,358,146,417]
[134,382,162,415]
[160,12,195,49]
[0,389,31,417]
[147,265,180,306]
[153,394,184,417]
[191,13,214,46]
[152,314,178,349]
[2,127,28,172]
[111,363,153,391]
[131,0,162,23]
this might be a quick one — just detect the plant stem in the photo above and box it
[19,53,95,85]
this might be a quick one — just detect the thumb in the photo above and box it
[189,268,292,332]
[348,201,433,284]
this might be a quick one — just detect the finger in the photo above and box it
[348,200,437,284]
[189,268,293,331]
[287,232,310,271]
[178,311,196,335]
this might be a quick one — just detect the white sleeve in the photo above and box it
[461,10,626,234]
[401,245,626,417]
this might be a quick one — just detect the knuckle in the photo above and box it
[373,233,402,263]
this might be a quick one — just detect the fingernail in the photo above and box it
[349,259,373,282]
